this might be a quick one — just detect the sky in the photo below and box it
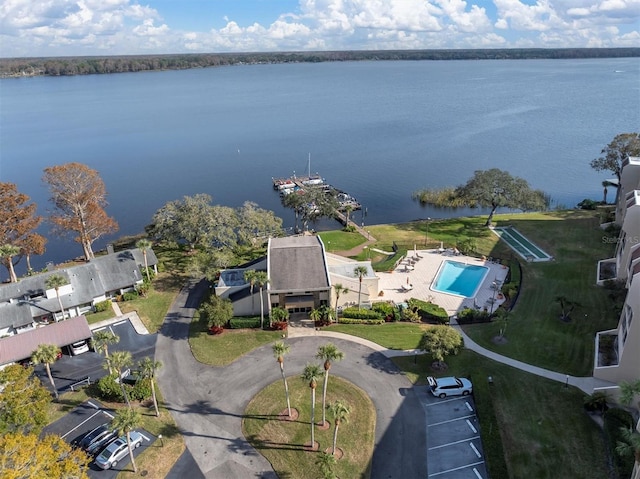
[1,0,639,58]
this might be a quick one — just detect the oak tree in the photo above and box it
[0,182,46,278]
[0,432,90,479]
[419,326,463,369]
[42,162,118,261]
[0,365,50,434]
[591,133,640,184]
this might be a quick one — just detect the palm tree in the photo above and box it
[244,270,257,311]
[254,271,269,329]
[619,379,640,409]
[316,343,344,426]
[136,238,153,282]
[92,330,120,374]
[309,307,322,325]
[615,425,640,464]
[301,363,323,449]
[333,283,348,321]
[0,244,20,283]
[139,356,162,417]
[315,451,338,479]
[32,344,62,400]
[272,341,292,417]
[111,407,143,473]
[45,273,68,321]
[327,400,351,455]
[107,350,133,408]
[353,266,368,310]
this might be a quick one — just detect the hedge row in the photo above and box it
[603,408,635,478]
[341,307,383,320]
[337,318,385,325]
[407,298,449,324]
[229,317,261,329]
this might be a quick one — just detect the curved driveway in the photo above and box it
[156,280,426,479]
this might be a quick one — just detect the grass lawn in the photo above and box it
[326,322,431,350]
[318,230,367,252]
[393,350,609,479]
[243,376,375,479]
[189,320,283,366]
[462,210,618,376]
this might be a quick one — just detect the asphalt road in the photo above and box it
[158,280,428,479]
[34,319,157,395]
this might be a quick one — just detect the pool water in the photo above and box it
[431,260,489,297]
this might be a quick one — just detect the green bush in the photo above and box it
[122,291,139,301]
[94,300,111,312]
[337,318,385,325]
[229,317,261,329]
[603,408,635,478]
[372,302,394,319]
[95,375,123,402]
[341,307,383,320]
[129,378,152,401]
[407,298,449,324]
[457,308,493,324]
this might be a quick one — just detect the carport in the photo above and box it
[0,315,92,365]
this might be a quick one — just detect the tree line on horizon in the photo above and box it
[1,47,639,78]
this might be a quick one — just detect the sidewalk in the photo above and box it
[288,321,616,395]
[88,300,150,335]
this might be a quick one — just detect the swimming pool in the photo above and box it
[431,260,489,297]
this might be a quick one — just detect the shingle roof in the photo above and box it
[268,236,329,292]
[0,315,92,365]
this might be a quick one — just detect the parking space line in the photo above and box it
[428,436,480,450]
[428,461,485,477]
[113,320,127,326]
[465,401,473,412]
[140,432,151,442]
[466,419,478,433]
[424,396,468,406]
[93,326,106,332]
[88,401,100,409]
[473,467,483,479]
[61,410,103,439]
[470,442,482,458]
[428,414,475,427]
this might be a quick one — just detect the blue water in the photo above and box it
[432,260,489,297]
[1,58,639,273]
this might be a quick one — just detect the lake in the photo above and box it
[1,57,639,273]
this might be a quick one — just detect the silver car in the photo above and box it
[427,376,473,398]
[94,431,143,470]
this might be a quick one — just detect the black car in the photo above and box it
[78,423,117,455]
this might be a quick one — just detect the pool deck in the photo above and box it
[375,249,509,315]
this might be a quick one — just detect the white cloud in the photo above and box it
[0,0,638,56]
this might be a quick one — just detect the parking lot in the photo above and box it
[419,386,489,479]
[34,318,157,395]
[42,400,156,478]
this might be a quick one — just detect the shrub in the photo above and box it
[401,308,421,323]
[94,300,111,313]
[342,225,356,233]
[407,298,449,324]
[337,318,385,325]
[603,408,635,478]
[95,375,123,402]
[129,378,152,401]
[341,307,383,320]
[229,317,261,329]
[577,198,599,210]
[372,302,394,321]
[457,308,493,324]
[122,291,139,302]
[272,321,288,331]
[208,326,224,335]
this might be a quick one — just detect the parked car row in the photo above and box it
[74,422,143,470]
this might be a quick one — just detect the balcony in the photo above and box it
[597,258,617,286]
[595,330,619,369]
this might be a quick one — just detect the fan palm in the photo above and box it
[107,350,133,408]
[32,344,61,400]
[254,271,269,328]
[139,356,162,416]
[333,283,348,320]
[327,399,351,455]
[45,273,68,321]
[93,330,119,373]
[316,343,344,426]
[272,341,292,417]
[111,407,142,472]
[301,363,323,448]
[0,244,20,283]
[136,238,153,282]
[353,266,368,309]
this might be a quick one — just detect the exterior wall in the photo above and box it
[616,197,640,282]
[594,273,640,383]
[616,158,640,226]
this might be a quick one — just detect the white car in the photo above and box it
[427,376,473,398]
[70,340,90,355]
[94,431,143,470]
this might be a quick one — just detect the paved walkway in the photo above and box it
[288,322,616,395]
